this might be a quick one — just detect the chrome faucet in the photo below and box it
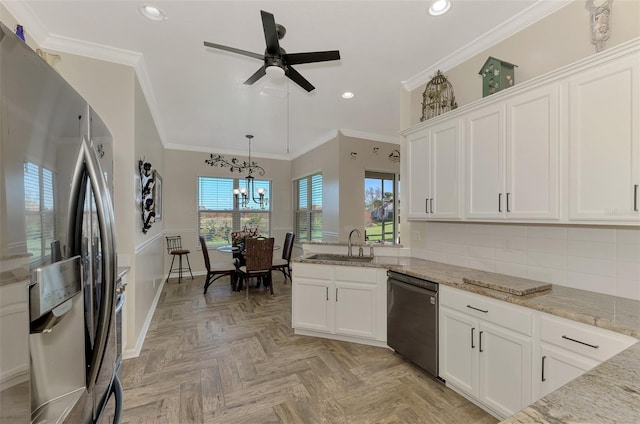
[348,228,361,256]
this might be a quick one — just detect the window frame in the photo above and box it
[294,173,323,243]
[364,171,400,244]
[197,176,272,248]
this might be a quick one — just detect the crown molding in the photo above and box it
[289,129,339,160]
[164,142,292,161]
[401,0,573,91]
[338,129,401,145]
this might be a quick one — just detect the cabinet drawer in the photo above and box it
[540,313,637,362]
[335,266,378,283]
[293,263,334,280]
[440,286,532,336]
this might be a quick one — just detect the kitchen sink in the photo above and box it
[306,253,374,263]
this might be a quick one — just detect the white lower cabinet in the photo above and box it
[292,263,387,346]
[440,285,638,420]
[537,343,597,398]
[439,286,533,419]
[533,312,637,400]
[478,321,532,418]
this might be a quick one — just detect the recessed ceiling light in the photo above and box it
[342,91,355,99]
[429,0,451,16]
[140,5,167,21]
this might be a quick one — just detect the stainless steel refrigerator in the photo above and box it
[0,22,122,423]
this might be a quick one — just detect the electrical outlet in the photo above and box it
[412,231,421,241]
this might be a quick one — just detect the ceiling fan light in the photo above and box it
[140,5,167,21]
[429,0,451,16]
[265,65,285,80]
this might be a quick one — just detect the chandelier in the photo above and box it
[204,134,267,209]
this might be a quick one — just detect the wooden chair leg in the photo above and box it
[203,271,212,294]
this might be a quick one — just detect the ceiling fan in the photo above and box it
[204,10,340,92]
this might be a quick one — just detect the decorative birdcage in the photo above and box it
[420,70,458,122]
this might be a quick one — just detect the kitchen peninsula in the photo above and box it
[293,242,640,423]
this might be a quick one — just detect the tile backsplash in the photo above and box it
[412,222,640,301]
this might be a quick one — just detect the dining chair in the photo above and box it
[272,232,295,283]
[237,237,275,299]
[199,236,237,294]
[166,236,193,283]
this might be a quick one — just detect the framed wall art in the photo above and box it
[153,170,162,221]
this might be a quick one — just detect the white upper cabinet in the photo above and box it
[404,39,639,225]
[431,119,462,219]
[505,85,560,219]
[568,54,640,222]
[406,129,430,218]
[466,104,505,219]
[406,117,461,220]
[466,85,559,220]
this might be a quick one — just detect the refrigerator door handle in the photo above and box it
[68,136,117,392]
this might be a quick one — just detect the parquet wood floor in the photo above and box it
[119,273,498,424]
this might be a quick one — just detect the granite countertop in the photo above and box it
[295,254,640,422]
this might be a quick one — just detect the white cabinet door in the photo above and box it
[569,55,640,221]
[406,129,430,218]
[431,118,461,219]
[292,277,331,332]
[505,85,560,220]
[478,322,532,418]
[537,344,597,399]
[334,281,376,339]
[466,104,505,219]
[439,306,479,398]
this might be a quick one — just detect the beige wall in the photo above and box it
[291,133,400,243]
[408,0,640,125]
[337,134,400,242]
[163,148,292,273]
[291,137,340,241]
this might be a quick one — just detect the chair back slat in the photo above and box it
[245,237,274,272]
[166,236,183,253]
[199,236,211,272]
[282,232,295,261]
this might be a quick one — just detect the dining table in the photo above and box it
[216,243,281,291]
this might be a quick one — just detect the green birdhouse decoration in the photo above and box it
[479,57,517,97]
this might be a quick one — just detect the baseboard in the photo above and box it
[294,328,389,349]
[122,278,165,360]
[445,382,504,421]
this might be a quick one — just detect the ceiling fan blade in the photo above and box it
[286,66,315,92]
[244,66,267,85]
[285,51,341,65]
[204,41,263,60]
[260,10,280,55]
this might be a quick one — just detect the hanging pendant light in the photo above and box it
[204,135,268,209]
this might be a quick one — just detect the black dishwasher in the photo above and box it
[387,271,439,378]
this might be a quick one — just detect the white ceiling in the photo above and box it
[5,1,568,159]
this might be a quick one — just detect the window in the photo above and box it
[198,177,271,247]
[24,162,55,264]
[364,171,399,244]
[295,173,322,242]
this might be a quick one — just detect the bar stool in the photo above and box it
[166,236,193,283]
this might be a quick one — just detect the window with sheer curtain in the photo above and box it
[24,162,55,265]
[198,176,271,248]
[294,173,322,242]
